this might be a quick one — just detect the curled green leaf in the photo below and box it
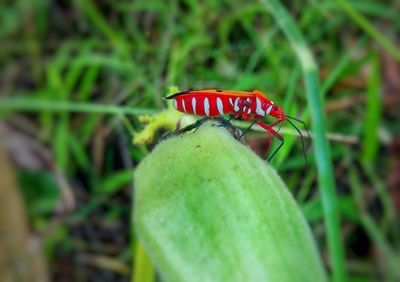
[134,122,327,282]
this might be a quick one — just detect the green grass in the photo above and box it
[0,97,155,116]
[1,0,399,281]
[259,1,345,281]
[336,0,400,61]
[361,53,381,164]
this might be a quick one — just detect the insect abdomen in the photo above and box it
[173,94,235,117]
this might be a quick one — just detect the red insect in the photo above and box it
[164,89,307,160]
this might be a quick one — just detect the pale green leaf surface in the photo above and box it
[134,123,327,282]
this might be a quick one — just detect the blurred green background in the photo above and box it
[0,0,399,281]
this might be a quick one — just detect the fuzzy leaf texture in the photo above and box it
[134,123,327,282]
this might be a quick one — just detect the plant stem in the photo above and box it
[0,97,156,116]
[259,1,346,281]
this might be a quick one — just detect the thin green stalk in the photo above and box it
[0,97,156,116]
[336,0,400,61]
[348,168,400,280]
[259,1,346,281]
[362,53,381,164]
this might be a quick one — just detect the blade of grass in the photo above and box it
[297,169,316,204]
[74,0,130,58]
[20,0,41,81]
[259,1,346,281]
[0,97,156,116]
[71,53,136,73]
[45,47,72,170]
[97,169,133,196]
[77,114,103,144]
[348,168,400,280]
[320,51,352,96]
[77,66,99,101]
[320,1,397,19]
[362,53,381,164]
[336,0,400,61]
[362,163,396,239]
[273,64,301,167]
[54,115,70,170]
[69,134,90,169]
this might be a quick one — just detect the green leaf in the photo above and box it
[18,170,60,230]
[98,169,133,195]
[362,53,381,164]
[134,123,327,282]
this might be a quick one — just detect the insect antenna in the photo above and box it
[286,115,310,163]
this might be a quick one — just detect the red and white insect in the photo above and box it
[164,89,307,160]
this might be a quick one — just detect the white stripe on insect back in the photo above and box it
[204,97,210,116]
[216,97,224,115]
[234,98,240,111]
[244,99,251,112]
[256,98,264,116]
[229,98,233,106]
[265,104,273,116]
[182,99,187,112]
[192,97,197,115]
[173,99,178,109]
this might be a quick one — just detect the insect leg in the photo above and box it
[239,119,257,139]
[256,120,285,161]
[226,114,235,123]
[267,136,284,161]
[192,117,215,132]
[176,117,212,134]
